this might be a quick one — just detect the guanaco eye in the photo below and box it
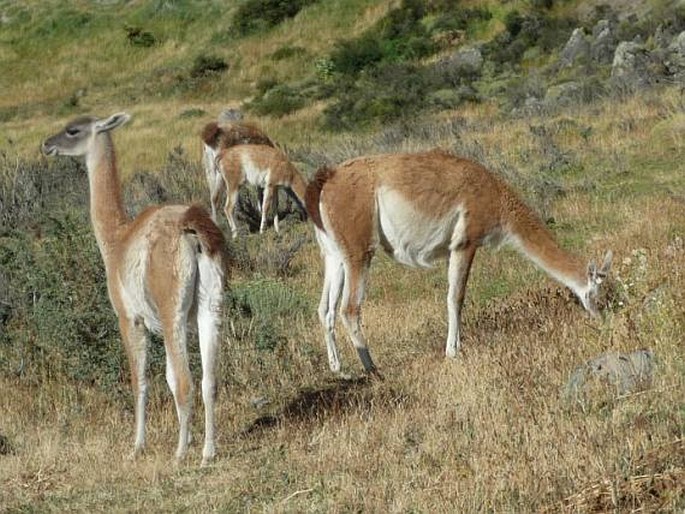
[66,128,81,137]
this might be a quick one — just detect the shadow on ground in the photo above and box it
[241,376,410,436]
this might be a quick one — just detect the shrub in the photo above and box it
[271,45,308,61]
[232,0,320,35]
[0,156,123,389]
[190,54,229,78]
[125,26,157,47]
[247,84,305,117]
[485,10,577,67]
[226,278,311,352]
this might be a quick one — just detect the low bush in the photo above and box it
[190,54,229,78]
[232,0,320,36]
[484,10,577,68]
[246,84,305,117]
[125,26,157,47]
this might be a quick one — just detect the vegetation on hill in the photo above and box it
[1,0,684,511]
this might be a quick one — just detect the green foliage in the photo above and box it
[484,10,577,67]
[0,155,128,389]
[190,54,229,78]
[232,0,320,35]
[227,279,311,352]
[271,45,308,61]
[328,0,435,76]
[125,26,157,47]
[317,0,491,129]
[247,84,306,117]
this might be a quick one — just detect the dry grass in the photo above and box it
[2,86,684,511]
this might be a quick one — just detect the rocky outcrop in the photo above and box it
[439,45,484,77]
[559,28,590,68]
[591,19,616,64]
[611,41,659,89]
[664,31,685,83]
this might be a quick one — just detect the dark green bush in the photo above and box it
[323,62,441,130]
[247,84,305,117]
[190,54,229,78]
[484,10,577,67]
[271,45,308,61]
[318,0,491,128]
[0,155,133,390]
[125,26,157,47]
[233,0,319,35]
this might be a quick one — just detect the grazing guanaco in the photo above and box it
[305,149,612,374]
[200,121,275,222]
[216,143,308,238]
[42,113,227,465]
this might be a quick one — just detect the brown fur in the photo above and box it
[310,148,608,373]
[217,144,308,236]
[201,121,275,150]
[321,149,585,282]
[42,114,226,463]
[181,204,227,258]
[305,166,336,231]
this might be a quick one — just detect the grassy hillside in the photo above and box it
[1,0,684,511]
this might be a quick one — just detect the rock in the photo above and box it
[611,41,659,90]
[564,349,655,401]
[218,108,244,123]
[591,19,616,64]
[559,28,590,68]
[440,46,484,76]
[545,81,583,107]
[664,31,685,83]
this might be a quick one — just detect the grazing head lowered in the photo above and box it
[200,120,275,222]
[305,149,612,374]
[216,143,308,238]
[42,113,227,466]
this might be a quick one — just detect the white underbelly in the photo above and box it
[377,188,463,268]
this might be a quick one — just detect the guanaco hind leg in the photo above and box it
[119,317,149,459]
[340,257,376,373]
[318,253,344,373]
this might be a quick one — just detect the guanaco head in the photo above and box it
[581,250,613,316]
[42,112,131,157]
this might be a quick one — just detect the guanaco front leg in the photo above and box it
[445,244,477,358]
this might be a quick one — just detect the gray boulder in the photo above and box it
[611,41,658,89]
[564,349,655,401]
[218,108,244,123]
[560,28,590,68]
[440,46,484,76]
[665,31,685,83]
[591,19,616,64]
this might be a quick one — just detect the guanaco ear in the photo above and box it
[599,250,613,276]
[94,112,131,134]
[587,260,597,278]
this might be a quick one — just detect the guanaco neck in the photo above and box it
[289,168,308,204]
[502,189,588,297]
[85,133,129,259]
